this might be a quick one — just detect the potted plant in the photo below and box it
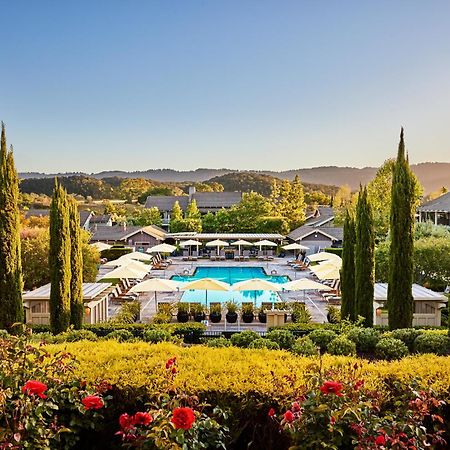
[209,303,222,323]
[192,303,206,322]
[225,301,238,323]
[257,307,267,323]
[241,303,254,323]
[176,302,189,323]
[291,302,312,323]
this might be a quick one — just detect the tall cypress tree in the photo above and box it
[340,209,356,321]
[0,123,24,329]
[49,179,71,334]
[387,129,415,330]
[354,186,375,326]
[68,196,84,329]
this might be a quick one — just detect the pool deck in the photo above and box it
[123,257,331,330]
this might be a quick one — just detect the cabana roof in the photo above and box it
[374,283,447,303]
[167,232,284,241]
[23,283,112,301]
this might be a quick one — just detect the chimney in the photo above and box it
[121,222,127,231]
[188,186,196,200]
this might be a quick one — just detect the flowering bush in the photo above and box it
[0,329,109,448]
[116,356,229,449]
[272,362,448,449]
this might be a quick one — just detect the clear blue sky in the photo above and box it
[1,0,450,173]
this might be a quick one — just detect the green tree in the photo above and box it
[332,184,355,225]
[0,123,24,329]
[186,199,201,219]
[129,207,162,226]
[119,178,152,202]
[354,186,375,327]
[171,200,183,222]
[387,129,417,330]
[49,180,71,334]
[169,218,202,233]
[68,197,83,329]
[232,192,272,232]
[367,159,423,238]
[340,209,356,321]
[202,211,217,232]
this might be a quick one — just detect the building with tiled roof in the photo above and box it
[417,192,450,225]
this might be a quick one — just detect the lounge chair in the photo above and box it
[182,250,189,261]
[243,250,250,261]
[266,249,274,260]
[191,251,198,261]
[219,250,226,261]
[257,250,265,261]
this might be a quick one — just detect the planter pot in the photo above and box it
[176,312,189,323]
[226,312,238,323]
[210,312,222,323]
[194,312,206,323]
[242,313,254,323]
[258,312,267,323]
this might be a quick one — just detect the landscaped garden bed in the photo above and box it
[1,331,449,449]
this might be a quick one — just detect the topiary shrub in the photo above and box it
[105,329,135,342]
[230,330,260,348]
[53,329,98,343]
[291,336,319,356]
[142,328,171,343]
[327,336,356,356]
[266,329,295,350]
[205,337,232,348]
[414,333,450,355]
[248,338,280,350]
[347,327,381,352]
[385,328,421,352]
[375,337,409,360]
[308,329,338,351]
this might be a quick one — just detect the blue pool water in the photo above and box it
[172,266,290,307]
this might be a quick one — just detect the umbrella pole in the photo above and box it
[154,291,157,311]
[206,290,208,309]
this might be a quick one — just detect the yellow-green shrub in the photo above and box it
[44,341,450,397]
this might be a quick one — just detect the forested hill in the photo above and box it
[18,162,450,194]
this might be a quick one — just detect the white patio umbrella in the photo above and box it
[147,243,177,254]
[231,239,252,256]
[283,278,332,291]
[282,242,310,259]
[253,240,277,251]
[100,265,148,280]
[90,242,111,252]
[180,278,230,307]
[311,265,341,280]
[307,252,341,263]
[103,257,150,270]
[180,239,202,256]
[205,239,229,257]
[120,251,153,262]
[130,278,182,306]
[232,278,282,305]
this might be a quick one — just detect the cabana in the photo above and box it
[373,283,448,326]
[23,283,113,325]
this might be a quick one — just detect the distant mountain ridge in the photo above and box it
[19,162,450,194]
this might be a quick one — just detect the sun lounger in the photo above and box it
[243,250,250,261]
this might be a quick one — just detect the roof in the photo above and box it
[192,191,242,209]
[288,225,343,241]
[145,196,189,211]
[417,192,450,213]
[23,282,112,301]
[24,209,50,218]
[90,224,166,242]
[167,232,284,241]
[25,209,93,228]
[79,210,93,228]
[374,283,448,302]
[90,214,112,224]
[145,192,242,211]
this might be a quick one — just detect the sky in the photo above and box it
[1,0,450,173]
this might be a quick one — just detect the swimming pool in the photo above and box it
[172,266,290,307]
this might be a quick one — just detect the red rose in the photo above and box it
[354,380,364,391]
[291,401,301,413]
[166,357,176,369]
[319,381,343,397]
[268,408,276,417]
[284,410,295,423]
[133,412,153,426]
[119,413,135,431]
[330,416,336,424]
[375,435,386,446]
[82,395,104,410]
[171,367,177,374]
[171,407,196,430]
[22,380,48,399]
